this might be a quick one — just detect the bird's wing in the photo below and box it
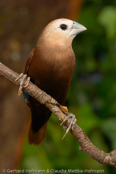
[23,48,35,104]
[24,48,35,75]
[24,47,51,145]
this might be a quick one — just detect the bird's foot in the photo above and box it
[60,105,68,112]
[15,73,30,95]
[60,112,77,140]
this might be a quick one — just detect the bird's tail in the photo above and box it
[28,106,51,145]
[28,121,48,145]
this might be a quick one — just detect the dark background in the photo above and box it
[0,0,116,173]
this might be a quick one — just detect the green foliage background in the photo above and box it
[20,0,116,173]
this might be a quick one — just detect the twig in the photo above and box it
[0,61,116,167]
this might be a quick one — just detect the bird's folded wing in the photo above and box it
[24,48,35,75]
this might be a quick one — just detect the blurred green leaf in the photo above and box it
[98,6,116,40]
[77,104,100,133]
[101,117,116,149]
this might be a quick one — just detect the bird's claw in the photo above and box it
[15,73,30,96]
[60,112,77,140]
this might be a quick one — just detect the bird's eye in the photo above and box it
[60,24,67,30]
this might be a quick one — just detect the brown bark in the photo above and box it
[0,62,116,167]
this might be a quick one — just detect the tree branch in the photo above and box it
[0,61,116,167]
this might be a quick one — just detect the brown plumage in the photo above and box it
[24,18,86,145]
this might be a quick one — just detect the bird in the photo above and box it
[15,18,86,145]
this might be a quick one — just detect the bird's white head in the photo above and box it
[38,18,87,47]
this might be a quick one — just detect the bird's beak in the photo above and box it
[69,21,87,37]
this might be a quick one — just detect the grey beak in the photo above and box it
[69,21,87,37]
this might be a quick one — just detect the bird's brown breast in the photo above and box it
[27,45,75,104]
